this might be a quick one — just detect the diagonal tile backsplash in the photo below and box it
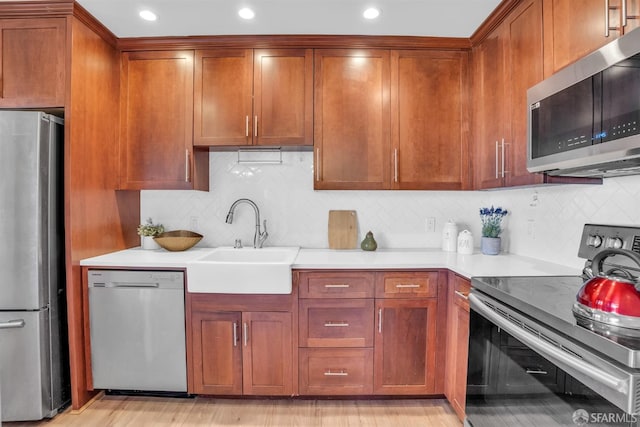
[142,151,640,270]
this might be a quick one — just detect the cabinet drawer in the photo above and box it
[298,271,375,298]
[299,348,373,395]
[299,299,374,347]
[376,272,438,298]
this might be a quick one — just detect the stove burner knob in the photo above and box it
[587,234,603,248]
[605,237,624,249]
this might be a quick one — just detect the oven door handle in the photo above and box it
[469,293,629,393]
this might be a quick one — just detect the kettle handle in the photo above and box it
[591,248,640,277]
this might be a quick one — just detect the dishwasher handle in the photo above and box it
[90,282,160,288]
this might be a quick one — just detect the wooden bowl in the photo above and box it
[153,230,203,251]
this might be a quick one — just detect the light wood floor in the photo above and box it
[5,395,462,427]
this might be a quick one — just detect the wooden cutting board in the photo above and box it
[328,210,358,249]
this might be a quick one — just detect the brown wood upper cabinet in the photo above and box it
[119,50,208,190]
[314,49,468,190]
[391,50,470,190]
[194,48,313,147]
[314,49,392,190]
[0,18,65,108]
[543,0,640,75]
[473,0,545,189]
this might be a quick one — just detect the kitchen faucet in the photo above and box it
[225,198,268,248]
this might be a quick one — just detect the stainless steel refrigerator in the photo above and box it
[0,111,70,421]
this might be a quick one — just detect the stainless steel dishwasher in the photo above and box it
[88,269,187,392]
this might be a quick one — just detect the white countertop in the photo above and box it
[80,247,578,279]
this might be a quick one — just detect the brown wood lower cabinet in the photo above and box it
[374,298,438,394]
[188,293,294,396]
[445,273,471,421]
[296,269,445,396]
[299,348,373,395]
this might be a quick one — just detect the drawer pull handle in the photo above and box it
[396,284,421,288]
[378,308,382,333]
[325,284,350,288]
[454,290,469,300]
[324,370,348,377]
[324,322,349,327]
[525,369,548,375]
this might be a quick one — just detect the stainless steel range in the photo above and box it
[466,224,640,427]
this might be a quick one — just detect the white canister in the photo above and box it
[442,220,458,252]
[457,230,474,255]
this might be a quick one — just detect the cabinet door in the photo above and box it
[254,49,313,146]
[190,311,242,395]
[504,0,545,187]
[314,49,391,190]
[545,0,621,73]
[0,18,65,108]
[374,299,437,394]
[445,275,470,422]
[120,51,202,190]
[242,311,293,395]
[194,49,253,146]
[391,50,469,190]
[473,28,507,190]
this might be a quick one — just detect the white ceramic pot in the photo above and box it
[141,235,160,250]
[481,236,501,255]
[442,220,458,252]
[457,230,474,255]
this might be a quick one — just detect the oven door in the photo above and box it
[465,291,640,427]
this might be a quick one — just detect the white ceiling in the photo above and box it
[75,0,502,39]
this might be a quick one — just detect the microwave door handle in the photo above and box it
[469,293,628,393]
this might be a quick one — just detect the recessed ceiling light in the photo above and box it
[139,10,157,21]
[238,7,255,20]
[363,7,381,20]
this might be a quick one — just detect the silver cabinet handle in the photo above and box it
[605,0,611,36]
[378,308,382,333]
[315,148,320,181]
[245,115,249,137]
[233,322,238,347]
[324,284,349,288]
[243,322,248,347]
[501,138,506,178]
[525,369,548,375]
[324,370,348,376]
[396,283,420,288]
[254,115,258,137]
[0,319,25,329]
[623,0,628,27]
[185,149,190,182]
[324,322,349,327]
[495,140,499,179]
[454,290,469,300]
[393,148,399,183]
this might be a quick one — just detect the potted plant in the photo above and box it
[137,218,164,250]
[479,206,508,255]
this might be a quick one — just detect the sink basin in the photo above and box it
[187,247,300,294]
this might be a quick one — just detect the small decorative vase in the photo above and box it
[481,236,501,255]
[361,231,378,251]
[141,235,160,250]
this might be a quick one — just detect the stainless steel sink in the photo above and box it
[186,247,299,294]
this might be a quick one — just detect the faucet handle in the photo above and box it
[234,239,243,249]
[259,220,269,248]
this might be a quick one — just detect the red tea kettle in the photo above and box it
[574,249,640,326]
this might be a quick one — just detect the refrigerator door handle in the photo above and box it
[0,319,26,329]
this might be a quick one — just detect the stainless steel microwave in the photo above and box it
[527,28,640,178]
